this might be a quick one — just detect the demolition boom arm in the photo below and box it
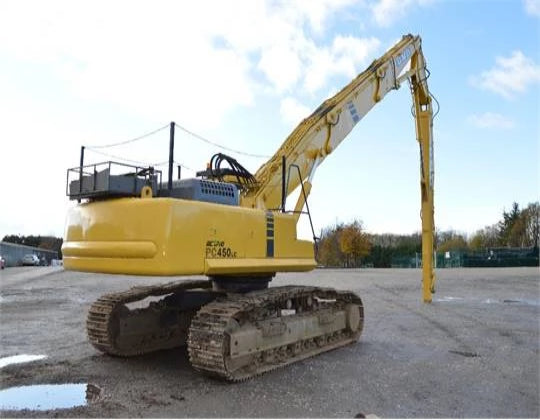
[241,34,436,302]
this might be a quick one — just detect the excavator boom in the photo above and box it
[243,35,419,207]
[242,33,435,301]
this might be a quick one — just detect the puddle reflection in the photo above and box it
[0,355,47,368]
[0,383,100,411]
[435,297,539,305]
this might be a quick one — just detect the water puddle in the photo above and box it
[0,383,101,411]
[354,413,379,419]
[435,297,539,306]
[449,349,480,358]
[74,297,85,303]
[482,298,498,304]
[502,299,539,306]
[0,295,16,304]
[435,296,464,302]
[0,355,47,368]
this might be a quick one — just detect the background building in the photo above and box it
[0,241,58,267]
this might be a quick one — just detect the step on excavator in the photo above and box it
[63,34,436,381]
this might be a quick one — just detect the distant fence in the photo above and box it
[460,247,539,268]
[391,247,539,268]
[0,241,59,267]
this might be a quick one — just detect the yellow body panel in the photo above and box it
[62,197,316,276]
[205,258,315,275]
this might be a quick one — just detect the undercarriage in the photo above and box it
[87,279,364,381]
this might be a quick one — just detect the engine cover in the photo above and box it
[163,178,239,206]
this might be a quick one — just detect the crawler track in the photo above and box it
[87,282,363,380]
[87,279,213,356]
[188,286,363,381]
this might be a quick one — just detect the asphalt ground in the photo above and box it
[0,266,538,418]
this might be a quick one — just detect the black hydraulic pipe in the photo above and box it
[168,122,175,191]
[78,146,85,203]
[281,156,286,212]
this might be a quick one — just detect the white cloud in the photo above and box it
[290,0,360,33]
[372,0,411,26]
[470,51,540,99]
[236,1,380,95]
[0,1,260,128]
[0,0,382,122]
[280,97,312,127]
[371,0,434,27]
[304,36,381,93]
[258,45,303,93]
[524,0,540,16]
[468,112,515,129]
[0,0,401,238]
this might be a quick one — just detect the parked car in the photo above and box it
[22,254,40,266]
[0,255,5,269]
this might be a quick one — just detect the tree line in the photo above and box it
[317,201,539,268]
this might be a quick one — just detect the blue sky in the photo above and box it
[0,0,538,240]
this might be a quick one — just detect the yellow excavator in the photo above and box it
[63,34,436,381]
